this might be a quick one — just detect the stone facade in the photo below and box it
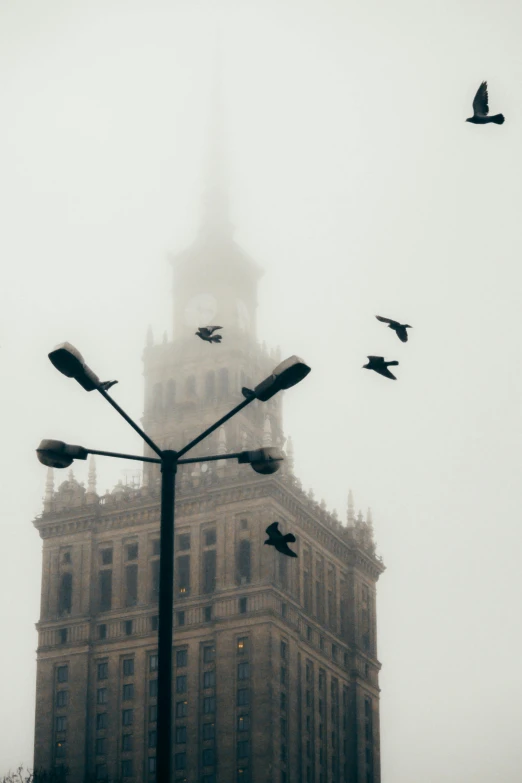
[33,101,385,783]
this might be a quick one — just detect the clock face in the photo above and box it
[236,299,250,332]
[184,294,218,328]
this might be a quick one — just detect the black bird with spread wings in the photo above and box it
[375,315,412,343]
[196,325,223,344]
[466,81,505,125]
[264,522,298,557]
[363,356,399,380]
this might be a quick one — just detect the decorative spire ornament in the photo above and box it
[43,467,54,513]
[347,490,355,526]
[285,436,295,474]
[217,425,227,455]
[263,415,272,446]
[86,456,97,501]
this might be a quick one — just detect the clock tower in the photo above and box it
[141,76,284,481]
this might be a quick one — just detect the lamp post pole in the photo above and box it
[39,344,311,783]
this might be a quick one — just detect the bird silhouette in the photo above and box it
[375,315,412,343]
[99,380,118,391]
[196,325,223,344]
[264,522,298,557]
[363,356,399,380]
[466,81,505,125]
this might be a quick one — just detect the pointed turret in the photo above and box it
[86,456,97,502]
[346,489,355,527]
[43,467,54,514]
[285,435,294,474]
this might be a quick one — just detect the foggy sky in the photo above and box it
[1,1,522,780]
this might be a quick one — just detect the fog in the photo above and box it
[1,0,522,780]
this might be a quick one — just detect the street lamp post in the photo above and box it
[38,343,310,783]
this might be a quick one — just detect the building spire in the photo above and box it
[285,435,294,474]
[346,489,355,527]
[263,415,272,446]
[43,467,54,513]
[217,425,227,455]
[86,456,97,501]
[200,35,233,240]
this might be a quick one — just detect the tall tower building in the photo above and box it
[33,78,385,783]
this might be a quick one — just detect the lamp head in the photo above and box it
[252,356,311,402]
[48,343,101,391]
[238,447,284,474]
[36,439,88,469]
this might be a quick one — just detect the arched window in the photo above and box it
[58,572,73,615]
[165,379,176,409]
[205,371,216,402]
[218,368,229,399]
[237,540,251,585]
[152,383,163,415]
[185,375,196,399]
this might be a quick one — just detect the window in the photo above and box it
[95,738,106,755]
[239,597,247,614]
[177,611,185,627]
[280,666,286,685]
[123,620,133,636]
[237,637,248,655]
[58,573,73,615]
[281,773,287,783]
[281,744,287,762]
[344,652,349,668]
[121,759,133,777]
[122,709,133,726]
[306,740,311,758]
[58,628,67,644]
[281,602,287,618]
[203,748,215,766]
[57,665,68,683]
[149,705,157,722]
[306,690,312,708]
[237,740,249,759]
[97,663,108,680]
[203,646,215,663]
[56,716,67,732]
[101,549,113,566]
[237,689,249,706]
[99,571,112,612]
[149,679,158,698]
[148,730,157,748]
[62,551,71,564]
[280,692,286,711]
[236,540,251,584]
[238,714,250,731]
[97,688,108,705]
[204,529,216,546]
[123,659,134,677]
[126,543,138,561]
[147,757,156,774]
[125,565,138,606]
[281,717,287,737]
[306,626,312,642]
[55,741,66,758]
[152,538,160,555]
[122,684,134,701]
[150,615,159,631]
[203,670,215,688]
[175,725,187,743]
[176,701,188,718]
[238,662,249,680]
[319,670,325,690]
[96,713,107,730]
[203,696,216,714]
[176,649,188,667]
[122,733,133,752]
[320,636,325,651]
[177,554,190,595]
[332,644,338,661]
[176,675,187,693]
[150,654,158,672]
[178,533,191,550]
[202,722,215,740]
[96,764,107,780]
[204,606,212,622]
[280,641,287,659]
[175,753,186,770]
[202,550,216,594]
[98,624,107,640]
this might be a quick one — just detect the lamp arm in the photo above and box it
[96,387,162,457]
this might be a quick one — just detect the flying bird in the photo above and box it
[99,380,118,391]
[375,315,412,343]
[363,356,399,380]
[466,81,505,125]
[264,522,298,558]
[196,325,223,344]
